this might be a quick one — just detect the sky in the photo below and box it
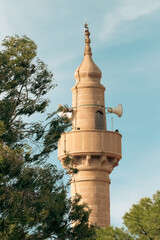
[1,0,160,227]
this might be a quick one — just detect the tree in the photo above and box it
[0,36,96,240]
[95,226,134,240]
[96,192,160,240]
[0,35,70,162]
[0,138,95,240]
[123,191,160,240]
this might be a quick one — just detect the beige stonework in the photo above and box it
[58,25,122,227]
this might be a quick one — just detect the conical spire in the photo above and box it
[74,23,102,84]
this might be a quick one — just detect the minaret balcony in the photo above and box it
[58,130,122,161]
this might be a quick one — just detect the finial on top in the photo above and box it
[84,21,92,56]
[84,17,89,31]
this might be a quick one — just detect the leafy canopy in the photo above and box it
[96,226,133,240]
[0,140,95,240]
[96,191,160,240]
[123,191,160,240]
[0,35,71,162]
[0,35,96,240]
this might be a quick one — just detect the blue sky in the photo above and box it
[1,0,160,227]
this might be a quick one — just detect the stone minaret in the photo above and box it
[58,25,122,227]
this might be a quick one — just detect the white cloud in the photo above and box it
[98,0,160,41]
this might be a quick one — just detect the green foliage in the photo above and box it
[123,191,160,240]
[0,35,71,162]
[0,121,5,137]
[96,226,134,240]
[0,145,95,240]
[95,192,160,240]
[0,36,96,239]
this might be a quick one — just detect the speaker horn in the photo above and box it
[107,104,123,117]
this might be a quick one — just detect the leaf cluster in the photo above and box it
[123,192,160,240]
[0,35,71,162]
[0,35,96,239]
[96,226,134,240]
[95,191,160,240]
[0,144,95,240]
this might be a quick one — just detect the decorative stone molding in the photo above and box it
[86,155,91,166]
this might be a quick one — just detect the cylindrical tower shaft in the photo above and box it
[71,158,111,226]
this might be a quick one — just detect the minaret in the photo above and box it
[58,24,122,227]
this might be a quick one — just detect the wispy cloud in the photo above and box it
[98,0,160,41]
[47,52,79,69]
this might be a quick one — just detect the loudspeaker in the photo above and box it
[107,104,123,117]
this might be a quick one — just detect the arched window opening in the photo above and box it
[95,110,104,130]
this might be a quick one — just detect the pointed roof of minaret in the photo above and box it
[74,23,102,84]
